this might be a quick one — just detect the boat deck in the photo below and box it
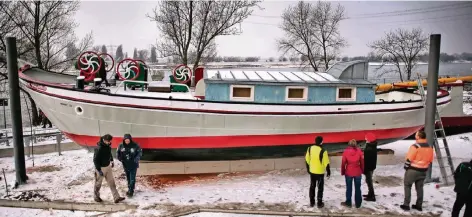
[22,67,198,100]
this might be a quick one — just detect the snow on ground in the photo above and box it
[0,133,471,217]
[0,207,102,217]
[464,103,472,115]
[183,213,283,217]
[464,90,472,115]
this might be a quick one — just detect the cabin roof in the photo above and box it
[325,60,369,80]
[204,70,374,86]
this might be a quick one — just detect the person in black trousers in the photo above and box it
[305,136,331,208]
[363,133,377,202]
[452,159,472,217]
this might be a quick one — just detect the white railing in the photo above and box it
[113,80,190,94]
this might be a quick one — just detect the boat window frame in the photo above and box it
[230,84,254,101]
[285,86,308,102]
[336,87,357,102]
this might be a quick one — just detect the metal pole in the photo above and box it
[22,93,34,152]
[2,101,6,129]
[6,37,27,185]
[56,133,62,155]
[424,34,441,183]
[2,168,8,196]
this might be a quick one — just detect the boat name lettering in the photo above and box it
[59,103,72,107]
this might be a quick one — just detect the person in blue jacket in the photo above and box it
[117,134,142,197]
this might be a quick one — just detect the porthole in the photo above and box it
[75,106,84,115]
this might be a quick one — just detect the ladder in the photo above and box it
[416,74,455,186]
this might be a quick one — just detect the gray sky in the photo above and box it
[74,1,472,58]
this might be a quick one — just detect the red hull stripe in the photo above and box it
[441,116,472,127]
[23,82,451,115]
[63,126,422,149]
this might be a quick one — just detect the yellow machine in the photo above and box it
[375,75,472,92]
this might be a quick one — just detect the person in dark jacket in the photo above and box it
[451,159,472,217]
[363,133,378,202]
[117,134,142,197]
[305,136,331,208]
[93,134,125,203]
[39,109,52,128]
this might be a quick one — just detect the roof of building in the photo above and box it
[204,69,374,85]
[325,60,369,81]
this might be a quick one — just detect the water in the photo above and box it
[369,63,472,83]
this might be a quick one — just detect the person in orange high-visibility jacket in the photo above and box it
[305,136,331,208]
[400,130,434,212]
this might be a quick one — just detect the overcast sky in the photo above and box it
[74,1,472,58]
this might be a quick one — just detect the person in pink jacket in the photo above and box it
[341,139,365,208]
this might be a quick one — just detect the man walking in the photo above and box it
[305,136,331,208]
[400,130,434,211]
[93,134,125,203]
[117,134,142,197]
[363,133,378,202]
[451,159,472,217]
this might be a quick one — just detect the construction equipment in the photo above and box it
[416,74,455,186]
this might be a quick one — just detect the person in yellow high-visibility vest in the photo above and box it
[305,136,331,208]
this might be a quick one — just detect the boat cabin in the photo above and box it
[198,61,376,104]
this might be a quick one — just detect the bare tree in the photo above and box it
[101,45,107,54]
[278,1,346,72]
[91,45,101,53]
[138,49,149,61]
[148,0,259,70]
[0,1,93,125]
[369,28,428,81]
[133,48,138,59]
[0,1,93,71]
[150,46,157,63]
[115,45,124,62]
[0,2,34,68]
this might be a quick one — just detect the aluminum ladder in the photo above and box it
[416,74,455,186]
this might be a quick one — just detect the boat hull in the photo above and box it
[18,69,451,161]
[64,129,417,161]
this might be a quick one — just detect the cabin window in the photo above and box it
[285,86,307,101]
[230,85,254,101]
[336,87,356,101]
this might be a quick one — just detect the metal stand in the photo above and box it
[56,133,62,155]
[419,34,454,185]
[6,37,27,185]
[416,75,440,184]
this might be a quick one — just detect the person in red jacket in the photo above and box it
[341,139,365,208]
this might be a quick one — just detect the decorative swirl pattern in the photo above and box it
[172,64,192,84]
[77,51,102,75]
[116,58,140,81]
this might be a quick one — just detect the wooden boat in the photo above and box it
[17,56,451,161]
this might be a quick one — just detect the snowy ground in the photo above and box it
[0,207,102,217]
[0,133,471,217]
[463,90,472,115]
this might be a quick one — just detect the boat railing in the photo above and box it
[113,80,190,94]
